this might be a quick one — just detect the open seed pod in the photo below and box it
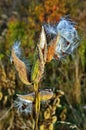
[11,41,31,85]
[31,26,47,83]
[17,89,53,102]
[44,17,80,60]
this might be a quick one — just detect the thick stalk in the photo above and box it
[34,83,40,130]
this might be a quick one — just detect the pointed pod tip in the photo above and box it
[41,25,45,34]
[16,94,33,103]
[39,25,47,50]
[42,25,44,29]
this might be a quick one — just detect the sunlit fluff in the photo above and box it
[55,36,68,59]
[55,35,79,59]
[44,18,79,42]
[44,18,79,59]
[55,18,79,59]
[10,41,21,63]
[12,41,21,56]
[44,24,57,35]
[14,98,32,114]
[57,18,79,43]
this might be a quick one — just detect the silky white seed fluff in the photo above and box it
[57,18,79,43]
[14,98,32,114]
[12,41,21,56]
[44,24,57,35]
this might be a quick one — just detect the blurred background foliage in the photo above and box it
[0,0,86,130]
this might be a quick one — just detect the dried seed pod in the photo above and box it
[17,92,35,102]
[40,89,53,101]
[44,18,80,60]
[11,42,31,85]
[39,26,47,63]
[31,26,47,83]
[17,89,53,102]
[47,35,60,62]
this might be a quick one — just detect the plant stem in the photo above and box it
[34,83,40,130]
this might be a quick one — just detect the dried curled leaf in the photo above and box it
[11,42,31,85]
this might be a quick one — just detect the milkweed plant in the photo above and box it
[11,17,80,130]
